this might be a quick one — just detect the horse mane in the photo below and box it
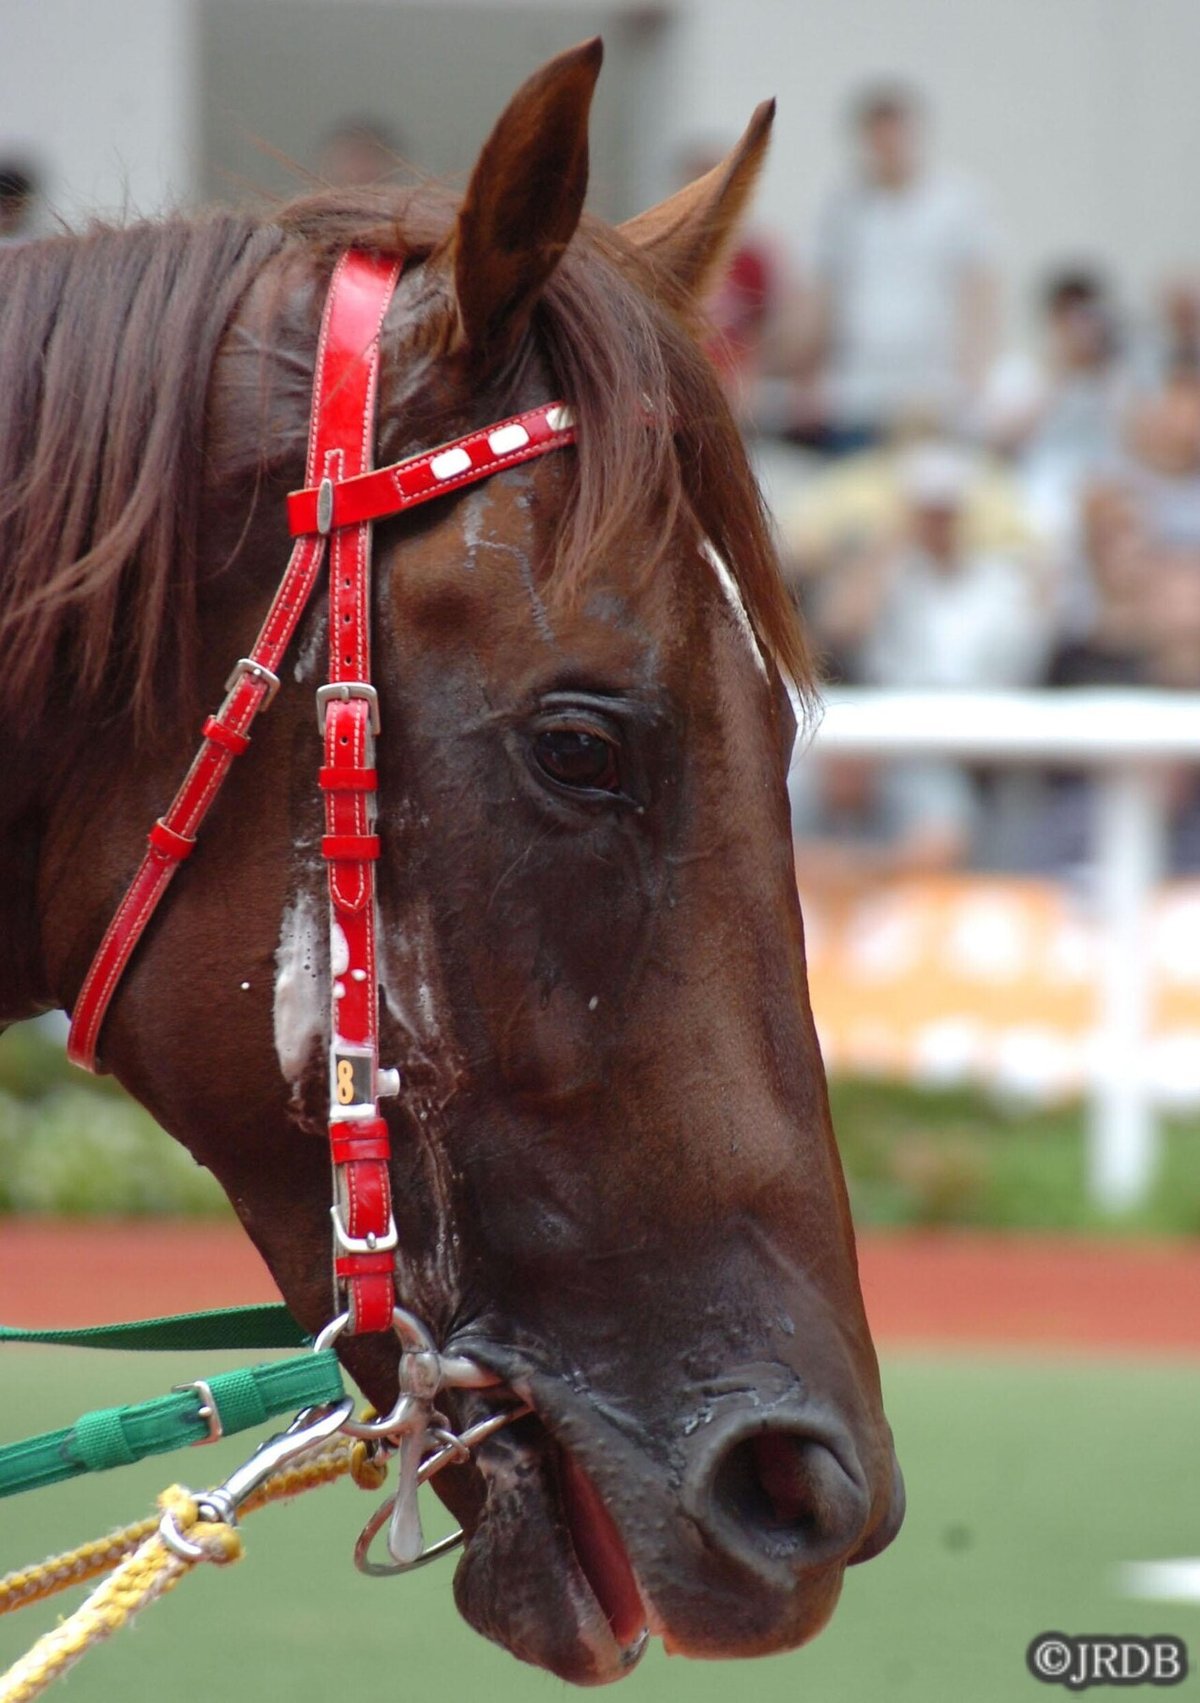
[0,186,810,745]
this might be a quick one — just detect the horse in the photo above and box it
[0,38,903,1687]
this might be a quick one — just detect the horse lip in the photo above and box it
[446,1375,650,1683]
[556,1442,650,1657]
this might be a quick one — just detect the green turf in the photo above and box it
[1,1348,1196,1701]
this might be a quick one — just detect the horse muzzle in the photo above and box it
[442,1359,904,1684]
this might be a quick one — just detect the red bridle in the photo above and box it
[68,248,577,1338]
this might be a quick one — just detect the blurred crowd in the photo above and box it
[697,84,1200,884]
[8,86,1199,886]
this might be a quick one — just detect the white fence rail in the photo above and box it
[804,689,1200,1211]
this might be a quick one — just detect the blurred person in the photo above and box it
[316,117,402,188]
[982,269,1128,545]
[1123,369,1200,551]
[791,751,976,892]
[0,161,39,247]
[804,84,999,450]
[1047,484,1155,687]
[778,419,1036,603]
[1136,273,1200,390]
[811,442,1053,688]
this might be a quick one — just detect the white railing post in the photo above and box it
[1090,763,1168,1211]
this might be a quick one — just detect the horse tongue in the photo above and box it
[558,1451,647,1651]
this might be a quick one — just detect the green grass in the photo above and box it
[1,1348,1196,1702]
[2,1019,1199,1231]
[830,1078,1200,1235]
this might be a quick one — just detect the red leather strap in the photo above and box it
[67,244,582,1339]
[148,820,196,863]
[202,715,251,757]
[319,765,377,791]
[321,833,381,861]
[287,402,575,536]
[314,250,400,1336]
[67,532,325,1070]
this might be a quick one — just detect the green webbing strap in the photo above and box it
[0,1303,308,1352]
[0,1348,346,1498]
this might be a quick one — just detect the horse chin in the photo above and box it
[449,1417,649,1686]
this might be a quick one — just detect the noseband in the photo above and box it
[66,248,577,1565]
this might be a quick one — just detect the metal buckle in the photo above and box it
[174,1378,223,1445]
[316,681,381,736]
[330,1200,398,1254]
[224,657,281,708]
[316,475,335,535]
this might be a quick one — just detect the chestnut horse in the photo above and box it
[0,40,902,1687]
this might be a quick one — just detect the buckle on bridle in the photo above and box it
[316,681,381,736]
[224,657,281,707]
[330,1201,398,1254]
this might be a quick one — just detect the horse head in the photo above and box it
[10,38,902,1686]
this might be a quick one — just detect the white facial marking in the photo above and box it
[273,891,324,1087]
[701,539,768,679]
[330,920,350,978]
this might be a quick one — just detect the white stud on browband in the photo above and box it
[545,406,573,433]
[487,424,530,456]
[430,447,472,481]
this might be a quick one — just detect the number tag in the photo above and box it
[331,1049,373,1118]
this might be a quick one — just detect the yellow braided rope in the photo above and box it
[0,1433,383,1618]
[0,1431,388,1703]
[0,1486,240,1703]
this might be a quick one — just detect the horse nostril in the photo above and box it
[707,1428,869,1565]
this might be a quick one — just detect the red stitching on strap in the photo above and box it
[148,820,196,862]
[202,715,251,757]
[322,833,380,861]
[319,765,377,791]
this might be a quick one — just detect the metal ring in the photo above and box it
[312,1311,350,1353]
[339,1391,420,1442]
[353,1496,464,1577]
[351,1402,530,1580]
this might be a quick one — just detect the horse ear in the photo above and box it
[619,100,775,301]
[450,37,602,359]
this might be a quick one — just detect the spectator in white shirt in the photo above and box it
[807,85,999,450]
[816,443,1053,690]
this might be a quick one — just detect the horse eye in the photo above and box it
[532,726,620,793]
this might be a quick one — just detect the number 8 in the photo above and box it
[336,1058,355,1105]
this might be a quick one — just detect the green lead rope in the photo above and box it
[0,1304,343,1499]
[0,1303,308,1353]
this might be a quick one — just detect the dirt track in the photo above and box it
[2,1221,1197,1354]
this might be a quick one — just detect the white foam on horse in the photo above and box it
[292,612,327,683]
[273,890,324,1086]
[701,539,767,679]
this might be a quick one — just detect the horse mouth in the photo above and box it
[557,1445,650,1656]
[449,1411,650,1685]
